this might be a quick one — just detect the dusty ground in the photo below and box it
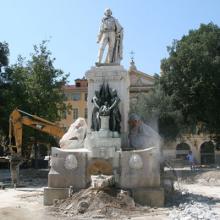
[0,168,220,220]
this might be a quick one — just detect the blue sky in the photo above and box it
[1,0,220,84]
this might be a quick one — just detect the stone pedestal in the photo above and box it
[118,147,164,206]
[99,116,111,138]
[44,146,164,207]
[100,116,109,130]
[44,187,69,206]
[118,147,161,188]
[86,65,130,137]
[48,148,90,189]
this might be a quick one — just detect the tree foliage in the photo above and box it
[0,42,10,134]
[131,80,183,140]
[0,41,69,137]
[0,42,9,72]
[160,23,220,133]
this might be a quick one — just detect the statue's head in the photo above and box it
[128,113,141,129]
[104,8,112,17]
[109,88,117,98]
[111,89,117,97]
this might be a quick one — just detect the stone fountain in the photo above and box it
[44,8,164,207]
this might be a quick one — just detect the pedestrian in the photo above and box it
[186,150,195,170]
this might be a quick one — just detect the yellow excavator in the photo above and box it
[8,108,65,185]
[9,108,65,154]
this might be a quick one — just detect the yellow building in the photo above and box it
[58,78,88,129]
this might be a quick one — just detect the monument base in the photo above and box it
[45,145,163,206]
[44,187,69,206]
[118,148,161,188]
[48,148,90,188]
[84,130,121,159]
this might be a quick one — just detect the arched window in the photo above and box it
[200,141,215,165]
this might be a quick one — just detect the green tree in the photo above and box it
[24,41,69,120]
[0,41,69,138]
[161,23,220,134]
[131,80,183,140]
[0,42,9,72]
[0,42,10,134]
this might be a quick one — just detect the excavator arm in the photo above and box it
[7,108,65,185]
[9,109,65,155]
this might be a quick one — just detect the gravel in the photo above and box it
[169,201,219,220]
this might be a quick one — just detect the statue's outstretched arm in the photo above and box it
[92,97,100,109]
[109,97,120,110]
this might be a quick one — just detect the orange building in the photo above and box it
[58,78,88,129]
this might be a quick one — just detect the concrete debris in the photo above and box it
[169,201,219,220]
[53,187,139,218]
[194,171,220,186]
[91,175,114,189]
[179,170,220,186]
[77,201,89,213]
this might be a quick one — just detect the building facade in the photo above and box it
[163,134,220,166]
[58,78,88,129]
[129,60,155,105]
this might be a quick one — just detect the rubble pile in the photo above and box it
[179,170,220,186]
[169,201,219,220]
[194,171,220,186]
[53,187,142,218]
